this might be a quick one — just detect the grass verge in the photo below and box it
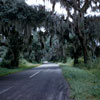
[0,59,40,77]
[60,63,100,100]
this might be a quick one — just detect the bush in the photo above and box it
[0,59,12,68]
[76,57,100,69]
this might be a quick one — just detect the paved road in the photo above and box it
[0,64,70,100]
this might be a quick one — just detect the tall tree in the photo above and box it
[43,0,100,63]
[0,0,48,68]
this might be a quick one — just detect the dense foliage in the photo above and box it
[0,0,49,68]
[0,0,100,68]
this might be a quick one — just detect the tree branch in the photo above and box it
[82,0,91,13]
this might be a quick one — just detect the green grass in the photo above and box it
[0,59,40,77]
[77,57,100,69]
[60,59,100,100]
[19,59,40,68]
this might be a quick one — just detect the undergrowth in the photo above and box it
[0,59,40,77]
[60,58,100,100]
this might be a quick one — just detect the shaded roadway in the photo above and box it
[0,63,70,100]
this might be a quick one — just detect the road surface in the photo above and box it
[0,64,70,100]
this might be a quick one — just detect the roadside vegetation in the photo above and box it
[0,0,100,99]
[0,59,40,77]
[60,58,100,100]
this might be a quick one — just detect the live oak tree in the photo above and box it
[43,0,100,63]
[0,0,48,68]
[23,14,100,63]
[0,0,100,67]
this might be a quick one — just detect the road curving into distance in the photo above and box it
[0,63,70,100]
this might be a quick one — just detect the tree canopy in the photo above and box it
[0,0,100,68]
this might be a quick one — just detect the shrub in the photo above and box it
[0,59,12,69]
[76,57,100,69]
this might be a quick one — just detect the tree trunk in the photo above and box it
[81,39,88,63]
[75,27,88,63]
[11,51,19,68]
[78,32,88,63]
[73,51,79,65]
[74,57,78,64]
